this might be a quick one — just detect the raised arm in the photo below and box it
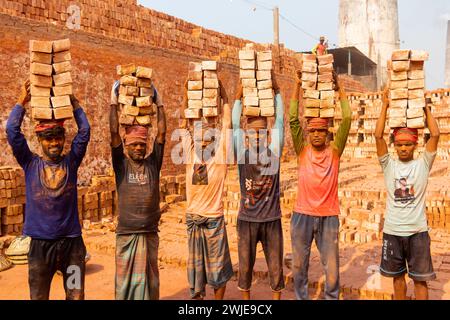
[375,84,389,157]
[269,73,284,157]
[333,73,351,157]
[232,83,245,162]
[153,86,166,145]
[69,95,91,168]
[220,79,231,129]
[110,80,122,148]
[180,79,189,130]
[289,70,307,155]
[424,102,440,153]
[6,80,34,168]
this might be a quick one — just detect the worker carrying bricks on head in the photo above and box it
[178,78,233,300]
[110,80,166,300]
[375,85,440,300]
[312,36,329,56]
[232,72,285,300]
[289,71,351,300]
[6,80,91,300]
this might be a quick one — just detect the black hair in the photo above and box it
[37,126,66,139]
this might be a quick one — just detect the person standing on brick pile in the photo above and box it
[178,79,233,300]
[232,73,285,300]
[110,80,166,300]
[289,71,351,300]
[6,80,91,300]
[312,36,329,56]
[375,86,440,300]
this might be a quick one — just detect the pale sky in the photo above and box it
[139,0,450,89]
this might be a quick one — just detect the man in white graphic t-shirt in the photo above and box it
[374,87,440,300]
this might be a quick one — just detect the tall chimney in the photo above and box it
[338,0,400,89]
[445,20,450,88]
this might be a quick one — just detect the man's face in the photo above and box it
[39,135,65,161]
[320,39,325,44]
[309,129,328,148]
[247,130,268,150]
[400,179,407,188]
[126,142,147,161]
[394,141,416,162]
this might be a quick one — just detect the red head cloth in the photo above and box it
[306,118,329,131]
[393,128,419,144]
[124,125,148,146]
[35,120,65,133]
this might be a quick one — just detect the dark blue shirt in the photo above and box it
[6,104,91,240]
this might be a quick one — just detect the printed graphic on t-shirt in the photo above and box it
[42,165,67,190]
[192,164,208,185]
[244,176,273,208]
[393,177,415,204]
[128,172,149,185]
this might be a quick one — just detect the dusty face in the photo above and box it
[309,129,328,149]
[247,130,268,151]
[395,141,416,162]
[126,142,147,161]
[39,135,65,161]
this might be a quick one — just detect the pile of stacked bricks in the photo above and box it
[388,49,428,129]
[333,89,450,161]
[117,64,155,127]
[77,175,117,223]
[159,174,186,204]
[30,38,73,120]
[239,44,275,117]
[0,167,26,236]
[185,61,220,119]
[301,53,336,118]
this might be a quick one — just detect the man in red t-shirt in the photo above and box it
[289,71,351,300]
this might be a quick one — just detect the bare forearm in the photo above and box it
[157,106,166,144]
[222,103,232,129]
[110,104,121,147]
[375,105,388,139]
[425,105,440,152]
[425,106,440,137]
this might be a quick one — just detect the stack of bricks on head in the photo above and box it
[239,44,275,118]
[117,64,155,127]
[29,39,73,121]
[388,49,429,129]
[185,60,220,119]
[302,53,336,118]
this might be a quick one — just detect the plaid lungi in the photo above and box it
[115,233,159,300]
[186,213,233,299]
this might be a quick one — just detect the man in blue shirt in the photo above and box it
[232,73,285,300]
[6,80,91,300]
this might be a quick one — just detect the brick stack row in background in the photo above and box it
[334,89,450,161]
[185,61,220,119]
[301,53,336,118]
[239,44,275,117]
[30,39,73,120]
[0,167,25,236]
[388,49,428,128]
[117,64,155,127]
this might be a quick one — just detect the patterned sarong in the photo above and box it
[115,233,159,300]
[186,213,233,298]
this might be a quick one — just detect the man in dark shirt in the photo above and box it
[232,75,285,300]
[110,81,166,300]
[6,80,91,300]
